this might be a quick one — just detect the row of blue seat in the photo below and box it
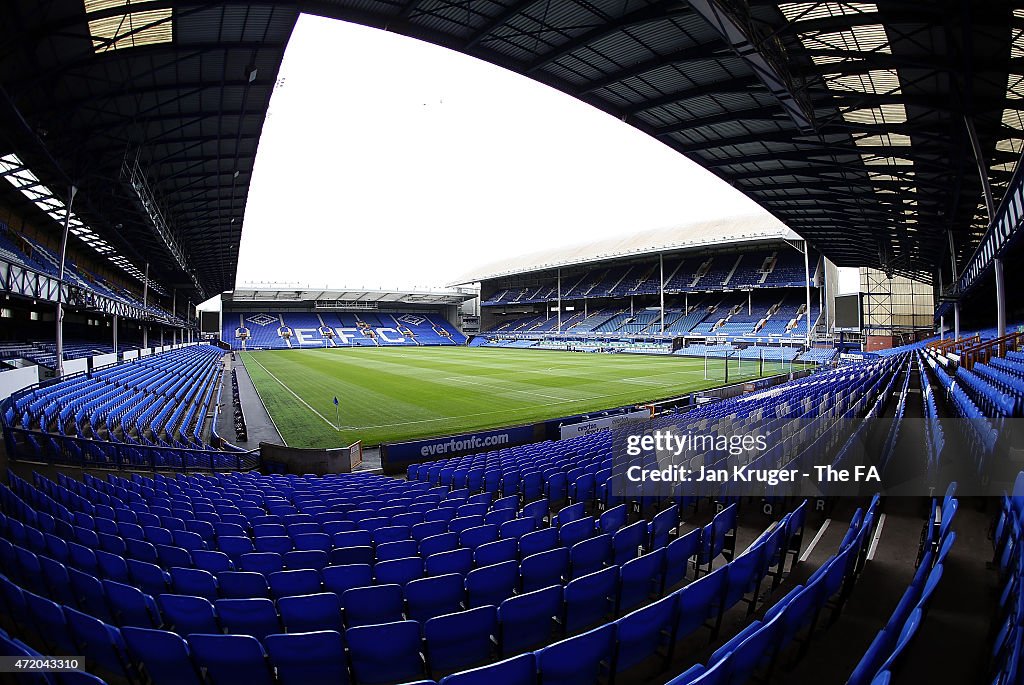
[667,497,883,684]
[846,487,957,684]
[991,471,1024,685]
[0,501,811,685]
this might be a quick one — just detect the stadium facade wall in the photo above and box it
[0,364,39,401]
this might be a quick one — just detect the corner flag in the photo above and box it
[333,396,340,430]
[333,396,339,406]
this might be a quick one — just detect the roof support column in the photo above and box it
[964,114,1006,337]
[142,262,149,349]
[659,253,665,334]
[995,257,1007,339]
[55,184,78,379]
[112,314,118,355]
[556,269,562,334]
[804,241,812,348]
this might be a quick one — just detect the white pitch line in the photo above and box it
[866,513,887,561]
[799,518,831,562]
[244,353,340,431]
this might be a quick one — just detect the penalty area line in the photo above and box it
[244,353,342,431]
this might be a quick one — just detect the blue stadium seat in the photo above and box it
[170,567,218,601]
[122,627,204,685]
[420,533,459,559]
[425,605,498,676]
[68,567,114,623]
[215,598,281,640]
[521,548,569,592]
[537,623,615,685]
[239,552,284,575]
[613,593,677,674]
[474,539,518,568]
[330,546,375,567]
[375,557,425,586]
[599,505,628,535]
[322,564,373,596]
[460,525,499,550]
[519,528,559,558]
[265,630,350,685]
[438,653,537,685]
[255,536,292,555]
[569,534,612,579]
[278,592,344,634]
[284,550,329,571]
[103,579,160,628]
[466,560,518,608]
[377,540,419,562]
[346,620,426,685]
[498,585,563,654]
[64,606,137,682]
[127,560,169,597]
[218,571,270,599]
[427,549,473,577]
[558,517,594,548]
[612,520,647,565]
[405,574,465,623]
[618,549,665,614]
[158,594,219,636]
[564,566,618,634]
[188,633,275,685]
[24,592,77,655]
[675,564,727,642]
[663,528,700,593]
[343,584,405,627]
[269,569,322,599]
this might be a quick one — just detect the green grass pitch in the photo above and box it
[240,347,802,448]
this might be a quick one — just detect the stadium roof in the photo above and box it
[227,287,476,305]
[296,0,1024,287]
[0,1,298,300]
[453,214,800,283]
[3,1,1021,301]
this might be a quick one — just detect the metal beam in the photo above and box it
[463,0,542,50]
[688,0,815,132]
[576,41,730,95]
[524,0,693,75]
[621,75,761,115]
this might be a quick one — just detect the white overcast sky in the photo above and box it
[221,14,862,308]
[229,14,779,295]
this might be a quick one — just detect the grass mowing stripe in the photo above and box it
[241,347,804,449]
[243,351,340,431]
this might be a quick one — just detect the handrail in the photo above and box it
[958,331,1024,370]
[927,334,981,354]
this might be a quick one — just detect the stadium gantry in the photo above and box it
[0,2,1022,685]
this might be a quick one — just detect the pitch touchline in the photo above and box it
[244,353,340,431]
